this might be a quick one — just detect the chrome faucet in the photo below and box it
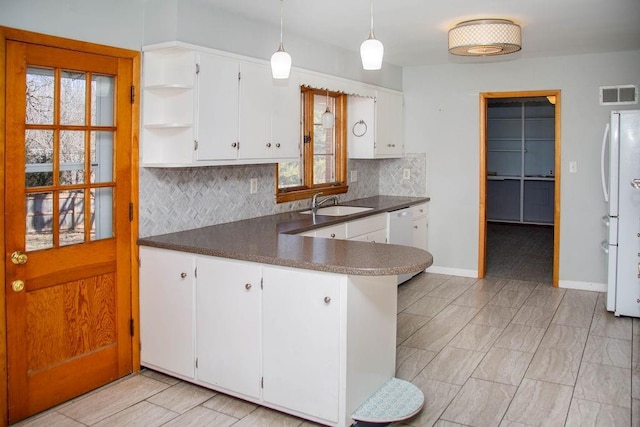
[311,192,339,212]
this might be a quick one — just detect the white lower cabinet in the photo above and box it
[411,203,428,251]
[195,256,261,399]
[140,248,398,426]
[139,246,196,379]
[262,266,342,424]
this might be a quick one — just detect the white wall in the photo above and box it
[0,0,145,50]
[404,50,640,285]
[142,0,403,90]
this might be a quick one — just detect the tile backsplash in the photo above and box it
[138,153,426,237]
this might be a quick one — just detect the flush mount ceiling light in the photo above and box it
[360,0,384,70]
[271,0,291,79]
[448,19,521,56]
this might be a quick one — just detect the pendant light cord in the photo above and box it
[369,0,375,37]
[279,0,284,45]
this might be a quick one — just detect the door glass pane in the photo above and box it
[91,131,113,183]
[60,70,86,125]
[25,129,54,187]
[60,130,85,185]
[92,75,114,126]
[25,192,54,251]
[59,190,86,247]
[26,67,54,125]
[91,187,113,241]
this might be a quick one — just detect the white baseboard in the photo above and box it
[426,265,478,278]
[559,280,607,293]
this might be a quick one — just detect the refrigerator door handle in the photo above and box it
[601,215,610,227]
[631,179,640,189]
[601,122,610,203]
[600,241,609,254]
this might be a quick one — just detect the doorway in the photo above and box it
[1,27,140,423]
[478,90,561,286]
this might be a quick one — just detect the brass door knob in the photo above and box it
[12,280,25,292]
[10,251,28,265]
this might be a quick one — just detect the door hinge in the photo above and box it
[238,71,241,81]
[260,277,263,290]
[195,267,198,279]
[130,85,135,104]
[303,135,311,144]
[195,358,198,369]
[194,140,198,151]
[129,318,134,336]
[261,377,263,388]
[196,63,200,75]
[129,202,134,222]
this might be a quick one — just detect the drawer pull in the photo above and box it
[324,296,331,304]
[245,283,252,290]
[180,272,187,279]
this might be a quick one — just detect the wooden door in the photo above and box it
[5,39,134,422]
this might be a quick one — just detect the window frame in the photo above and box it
[275,87,348,203]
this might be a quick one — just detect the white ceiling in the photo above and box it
[206,0,640,67]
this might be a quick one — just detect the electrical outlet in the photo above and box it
[569,161,577,173]
[403,169,411,180]
[250,178,258,194]
[351,170,358,182]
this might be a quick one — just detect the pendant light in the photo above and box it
[360,0,384,70]
[271,0,291,79]
[321,90,335,129]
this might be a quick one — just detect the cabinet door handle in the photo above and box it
[231,142,238,148]
[180,272,187,279]
[245,283,252,290]
[275,143,281,148]
[414,225,418,229]
[324,296,331,304]
[266,143,271,148]
[330,233,336,238]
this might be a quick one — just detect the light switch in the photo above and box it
[569,161,577,173]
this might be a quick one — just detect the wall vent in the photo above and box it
[599,85,638,106]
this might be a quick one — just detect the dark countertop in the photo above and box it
[138,195,432,276]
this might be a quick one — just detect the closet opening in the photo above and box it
[478,91,561,286]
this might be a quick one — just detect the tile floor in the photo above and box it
[14,273,640,427]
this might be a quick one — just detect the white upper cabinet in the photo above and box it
[142,43,401,167]
[142,44,300,167]
[347,89,404,159]
[375,89,404,157]
[195,53,240,161]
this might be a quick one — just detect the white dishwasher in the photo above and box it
[386,208,414,285]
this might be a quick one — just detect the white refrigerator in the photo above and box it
[601,109,640,317]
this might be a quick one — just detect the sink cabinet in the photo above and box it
[346,213,387,243]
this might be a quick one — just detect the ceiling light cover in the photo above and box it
[448,19,521,56]
[271,0,291,79]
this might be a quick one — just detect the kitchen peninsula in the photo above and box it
[137,196,432,426]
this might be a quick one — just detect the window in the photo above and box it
[276,87,348,203]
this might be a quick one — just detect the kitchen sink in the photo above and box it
[300,206,374,216]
